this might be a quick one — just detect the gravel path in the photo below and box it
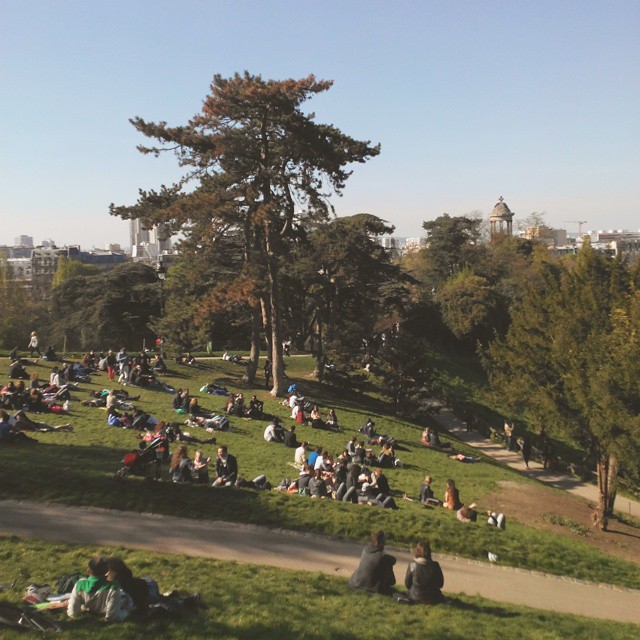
[1,499,638,624]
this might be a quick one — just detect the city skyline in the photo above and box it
[1,1,638,248]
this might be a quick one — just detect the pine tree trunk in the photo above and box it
[593,452,618,531]
[243,304,261,383]
[264,229,285,396]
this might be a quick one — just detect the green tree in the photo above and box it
[484,245,639,530]
[0,259,42,349]
[50,263,161,350]
[111,72,379,395]
[51,256,97,289]
[435,268,497,342]
[282,214,407,378]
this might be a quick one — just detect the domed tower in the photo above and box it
[489,196,514,238]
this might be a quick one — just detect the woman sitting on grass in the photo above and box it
[169,444,194,483]
[442,479,461,510]
[404,540,445,604]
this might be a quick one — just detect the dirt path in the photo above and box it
[433,409,640,518]
[1,499,638,624]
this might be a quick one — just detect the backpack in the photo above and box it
[56,572,85,594]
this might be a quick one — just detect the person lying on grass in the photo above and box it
[3,409,72,432]
[105,557,200,619]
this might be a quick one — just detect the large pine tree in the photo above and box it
[111,72,379,394]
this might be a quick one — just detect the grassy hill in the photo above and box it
[1,355,639,589]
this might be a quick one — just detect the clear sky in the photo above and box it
[1,0,638,248]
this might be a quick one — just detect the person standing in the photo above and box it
[106,350,117,383]
[521,435,532,469]
[504,420,514,451]
[263,358,271,389]
[27,332,41,358]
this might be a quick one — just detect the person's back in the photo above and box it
[67,557,125,622]
[404,540,444,604]
[283,428,298,448]
[349,530,396,595]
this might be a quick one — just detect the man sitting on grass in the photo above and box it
[348,530,396,595]
[213,445,238,487]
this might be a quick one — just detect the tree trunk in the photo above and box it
[313,317,325,380]
[593,452,618,531]
[265,228,285,396]
[243,304,261,383]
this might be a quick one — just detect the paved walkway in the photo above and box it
[432,409,640,519]
[1,499,638,624]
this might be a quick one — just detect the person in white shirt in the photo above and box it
[294,442,308,469]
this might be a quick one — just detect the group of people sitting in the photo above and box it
[225,393,263,419]
[349,530,445,604]
[67,555,201,622]
[279,439,398,508]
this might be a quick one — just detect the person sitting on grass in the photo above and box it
[294,441,308,469]
[282,423,298,448]
[67,556,126,622]
[248,395,264,419]
[325,408,339,431]
[192,450,210,483]
[212,445,238,487]
[310,405,324,429]
[9,359,30,380]
[348,530,396,596]
[308,468,328,498]
[442,479,461,511]
[263,419,283,443]
[404,540,445,604]
[457,504,478,523]
[170,444,194,483]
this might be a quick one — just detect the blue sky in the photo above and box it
[1,0,638,248]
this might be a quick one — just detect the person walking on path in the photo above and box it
[27,332,41,358]
[504,420,515,451]
[521,435,532,469]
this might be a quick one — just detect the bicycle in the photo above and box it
[0,601,62,633]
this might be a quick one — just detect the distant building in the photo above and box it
[14,235,33,248]
[404,237,428,253]
[7,257,32,281]
[489,196,514,238]
[523,226,567,247]
[40,238,56,248]
[130,219,172,261]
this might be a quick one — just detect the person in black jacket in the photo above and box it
[404,540,444,604]
[213,445,238,487]
[348,530,396,595]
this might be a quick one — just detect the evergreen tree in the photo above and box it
[484,245,639,529]
[111,72,379,395]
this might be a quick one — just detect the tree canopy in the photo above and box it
[111,71,380,394]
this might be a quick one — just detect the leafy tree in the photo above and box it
[52,256,98,289]
[111,72,379,395]
[49,263,161,350]
[484,245,640,530]
[0,259,43,350]
[435,268,497,343]
[421,214,483,290]
[282,214,407,378]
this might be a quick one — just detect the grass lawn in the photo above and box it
[0,537,637,640]
[1,355,639,589]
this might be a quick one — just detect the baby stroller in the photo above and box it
[115,436,169,481]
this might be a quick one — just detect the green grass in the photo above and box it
[1,356,639,589]
[0,537,637,640]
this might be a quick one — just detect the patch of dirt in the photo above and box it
[483,481,640,565]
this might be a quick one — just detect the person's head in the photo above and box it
[314,469,323,479]
[177,445,188,459]
[31,331,37,337]
[301,441,308,450]
[370,530,385,550]
[218,445,228,459]
[425,475,432,485]
[194,450,203,462]
[273,417,280,426]
[414,540,432,561]
[290,425,295,433]
[316,446,322,453]
[0,410,9,423]
[105,557,132,583]
[446,479,456,492]
[87,556,107,578]
[374,468,383,477]
[30,373,38,381]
